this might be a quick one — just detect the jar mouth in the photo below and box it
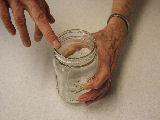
[54,29,96,60]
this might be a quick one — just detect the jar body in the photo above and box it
[53,29,97,103]
[54,55,97,103]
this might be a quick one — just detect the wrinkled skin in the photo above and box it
[79,19,127,105]
[0,0,60,48]
[63,18,127,105]
[0,0,128,106]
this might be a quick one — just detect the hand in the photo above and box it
[78,17,127,105]
[0,0,60,48]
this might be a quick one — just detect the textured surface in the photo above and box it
[0,0,160,120]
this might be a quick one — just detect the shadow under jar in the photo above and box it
[53,29,98,103]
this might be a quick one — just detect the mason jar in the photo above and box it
[53,29,98,103]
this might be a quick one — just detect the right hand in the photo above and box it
[0,0,60,48]
[79,18,127,105]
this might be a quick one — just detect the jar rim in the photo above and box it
[54,29,96,60]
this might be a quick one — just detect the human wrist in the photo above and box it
[102,17,127,47]
[107,17,127,34]
[111,0,135,21]
[112,9,130,20]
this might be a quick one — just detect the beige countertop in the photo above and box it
[0,0,160,120]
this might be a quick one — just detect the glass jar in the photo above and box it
[53,29,98,103]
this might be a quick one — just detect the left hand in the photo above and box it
[0,0,60,48]
[78,17,127,105]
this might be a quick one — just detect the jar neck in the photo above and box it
[54,46,97,67]
[54,29,96,67]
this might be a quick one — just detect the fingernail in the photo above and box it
[84,83,92,89]
[23,39,31,47]
[10,29,16,35]
[11,31,16,35]
[53,40,61,49]
[49,15,55,24]
[35,35,43,42]
[79,97,88,102]
[84,85,93,90]
[24,42,31,47]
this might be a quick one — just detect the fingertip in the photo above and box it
[78,97,83,103]
[10,30,16,36]
[52,40,61,49]
[23,41,31,47]
[85,101,91,106]
[78,97,88,103]
[24,44,31,47]
[83,82,93,90]
[34,34,43,42]
[8,26,16,35]
[48,15,55,24]
[78,94,87,102]
[45,31,61,48]
[78,98,83,103]
[34,37,42,42]
[21,33,31,47]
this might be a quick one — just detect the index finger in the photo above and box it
[62,42,90,57]
[25,1,60,48]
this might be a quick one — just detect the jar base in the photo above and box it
[58,92,80,104]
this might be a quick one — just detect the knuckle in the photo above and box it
[93,83,101,89]
[88,95,95,101]
[1,14,9,21]
[6,24,13,30]
[102,66,110,76]
[105,70,110,76]
[46,30,55,40]
[36,12,47,24]
[15,16,26,26]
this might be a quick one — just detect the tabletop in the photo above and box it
[0,0,160,120]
